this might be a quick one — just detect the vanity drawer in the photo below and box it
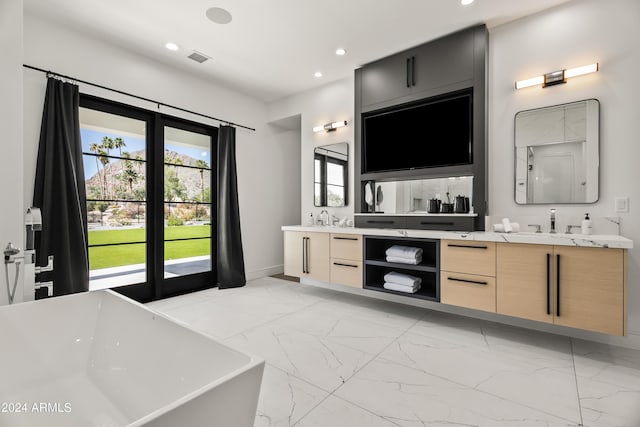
[441,240,496,277]
[330,258,363,288]
[330,234,362,261]
[441,272,496,312]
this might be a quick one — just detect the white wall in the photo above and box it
[0,0,24,306]
[19,12,299,298]
[269,0,640,348]
[268,77,354,224]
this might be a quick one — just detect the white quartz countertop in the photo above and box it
[281,225,633,249]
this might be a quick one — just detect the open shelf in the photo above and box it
[364,259,436,273]
[363,236,440,302]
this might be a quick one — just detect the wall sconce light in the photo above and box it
[313,120,348,133]
[515,63,599,90]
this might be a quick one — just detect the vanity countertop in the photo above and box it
[281,225,634,249]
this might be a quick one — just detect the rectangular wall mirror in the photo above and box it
[514,99,599,204]
[314,142,348,207]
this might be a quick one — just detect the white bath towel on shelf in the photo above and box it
[384,282,421,293]
[384,272,422,287]
[386,255,422,265]
[385,245,423,259]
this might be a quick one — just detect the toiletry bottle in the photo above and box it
[581,213,593,235]
[307,213,314,226]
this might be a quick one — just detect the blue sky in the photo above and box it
[81,129,212,180]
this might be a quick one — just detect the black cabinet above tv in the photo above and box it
[360,26,475,111]
[354,24,487,231]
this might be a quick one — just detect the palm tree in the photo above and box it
[113,137,126,157]
[121,151,139,198]
[97,148,110,200]
[194,159,209,203]
[88,142,103,198]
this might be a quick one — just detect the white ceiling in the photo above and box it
[24,0,573,103]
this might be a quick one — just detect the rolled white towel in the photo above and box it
[384,282,421,293]
[492,223,521,233]
[385,245,423,259]
[386,255,422,265]
[384,272,422,287]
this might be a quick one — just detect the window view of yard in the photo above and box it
[80,108,213,289]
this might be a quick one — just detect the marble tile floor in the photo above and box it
[147,277,640,427]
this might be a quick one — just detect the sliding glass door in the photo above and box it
[80,96,217,301]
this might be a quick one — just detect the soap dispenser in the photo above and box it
[581,213,593,235]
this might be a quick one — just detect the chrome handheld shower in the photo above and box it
[4,242,22,304]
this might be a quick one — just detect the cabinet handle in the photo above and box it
[333,262,358,268]
[411,56,416,86]
[333,237,358,241]
[406,57,411,88]
[556,254,561,317]
[306,237,311,274]
[447,277,487,286]
[546,253,551,315]
[447,244,488,250]
[302,237,307,274]
[421,221,455,226]
[367,220,395,225]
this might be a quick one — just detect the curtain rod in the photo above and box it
[23,64,256,132]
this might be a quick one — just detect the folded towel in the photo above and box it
[384,282,421,293]
[384,272,422,287]
[386,255,422,265]
[385,245,423,259]
[493,223,521,233]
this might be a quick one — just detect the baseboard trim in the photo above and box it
[246,264,284,281]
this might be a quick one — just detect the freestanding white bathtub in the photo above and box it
[0,290,264,427]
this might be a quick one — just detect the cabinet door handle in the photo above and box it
[447,244,488,250]
[447,277,488,286]
[333,262,358,268]
[546,253,551,315]
[411,56,416,86]
[333,237,358,241]
[301,237,305,273]
[302,237,307,274]
[556,254,561,317]
[406,57,411,88]
[421,221,455,226]
[306,237,311,274]
[367,220,395,225]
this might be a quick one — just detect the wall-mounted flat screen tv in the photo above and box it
[362,89,472,174]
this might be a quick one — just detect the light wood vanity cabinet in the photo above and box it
[330,234,363,288]
[284,231,330,282]
[440,240,497,312]
[283,229,628,336]
[497,243,625,336]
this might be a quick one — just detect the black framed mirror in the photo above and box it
[515,99,599,204]
[314,142,348,207]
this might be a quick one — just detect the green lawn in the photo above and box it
[88,225,211,270]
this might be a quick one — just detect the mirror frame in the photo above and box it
[514,99,600,205]
[314,142,349,207]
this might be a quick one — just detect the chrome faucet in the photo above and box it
[549,209,556,234]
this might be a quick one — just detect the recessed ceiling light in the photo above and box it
[206,7,233,24]
[314,71,323,78]
[165,42,179,51]
[461,0,474,5]
[335,48,346,56]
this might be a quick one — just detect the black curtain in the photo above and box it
[33,78,89,296]
[217,125,246,289]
